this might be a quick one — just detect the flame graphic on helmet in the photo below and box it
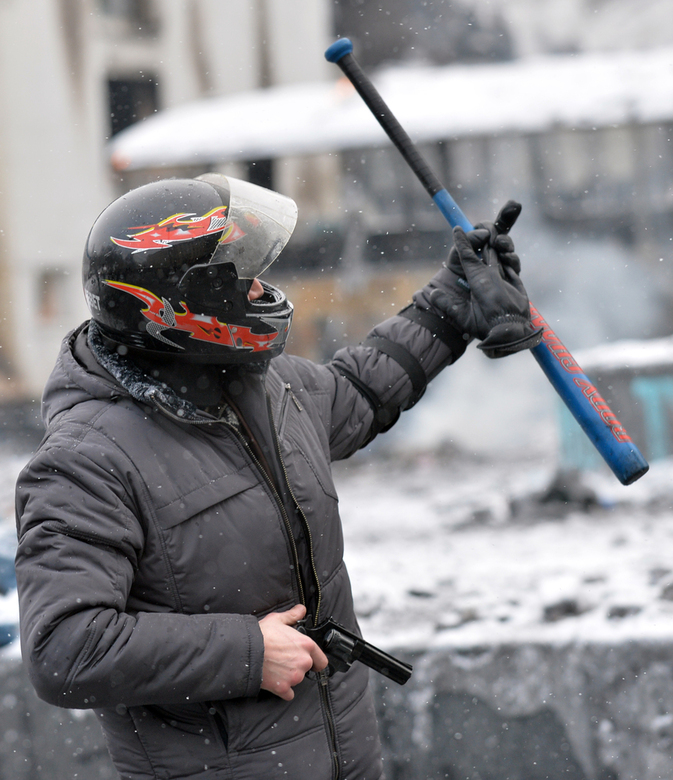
[110,207,245,252]
[105,280,285,352]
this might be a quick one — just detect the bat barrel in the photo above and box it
[529,309,649,485]
[535,351,649,485]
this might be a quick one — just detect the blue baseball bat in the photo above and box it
[325,38,649,485]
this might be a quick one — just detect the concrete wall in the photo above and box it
[0,657,115,780]
[3,635,673,780]
[372,639,673,780]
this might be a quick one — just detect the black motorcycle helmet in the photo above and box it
[82,173,297,363]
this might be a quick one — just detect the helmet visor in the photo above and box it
[197,173,298,279]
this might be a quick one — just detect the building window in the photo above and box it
[99,0,155,24]
[246,159,274,191]
[533,126,638,238]
[108,76,159,137]
[38,269,69,323]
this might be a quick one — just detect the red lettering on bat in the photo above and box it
[529,307,634,447]
[529,304,583,374]
[574,377,631,442]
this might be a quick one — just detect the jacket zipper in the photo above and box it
[318,668,341,780]
[277,382,303,433]
[222,420,306,607]
[152,386,340,778]
[267,392,342,780]
[267,393,321,625]
[149,391,306,605]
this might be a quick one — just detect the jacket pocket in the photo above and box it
[276,382,303,436]
[153,467,259,529]
[117,703,233,776]
[277,385,338,502]
[137,463,300,616]
[292,443,339,501]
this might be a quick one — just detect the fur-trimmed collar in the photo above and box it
[87,322,230,424]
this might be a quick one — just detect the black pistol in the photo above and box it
[298,617,412,685]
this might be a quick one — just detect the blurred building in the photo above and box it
[0,0,332,398]
[0,0,672,399]
[110,43,673,362]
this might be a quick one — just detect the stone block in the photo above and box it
[2,638,673,779]
[371,639,673,780]
[0,657,116,779]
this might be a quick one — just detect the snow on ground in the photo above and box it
[2,443,673,660]
[333,451,673,653]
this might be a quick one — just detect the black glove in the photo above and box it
[429,201,543,359]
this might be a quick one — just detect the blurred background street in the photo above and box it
[1,1,673,777]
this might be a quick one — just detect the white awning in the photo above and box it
[109,46,673,172]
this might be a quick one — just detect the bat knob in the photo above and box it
[325,38,353,63]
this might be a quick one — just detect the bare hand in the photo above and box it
[258,604,329,701]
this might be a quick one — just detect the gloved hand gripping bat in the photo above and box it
[428,199,544,358]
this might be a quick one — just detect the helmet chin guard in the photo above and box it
[82,174,297,364]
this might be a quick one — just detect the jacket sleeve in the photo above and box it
[301,279,470,461]
[14,443,264,710]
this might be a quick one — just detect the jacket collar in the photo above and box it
[87,321,217,423]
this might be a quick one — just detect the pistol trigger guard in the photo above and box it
[295,615,412,685]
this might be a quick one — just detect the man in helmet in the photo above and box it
[15,173,541,780]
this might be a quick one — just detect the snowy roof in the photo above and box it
[576,335,673,372]
[109,46,673,172]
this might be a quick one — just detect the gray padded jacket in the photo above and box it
[15,293,462,780]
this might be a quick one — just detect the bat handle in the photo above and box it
[327,39,449,202]
[324,38,354,63]
[328,42,475,234]
[431,190,475,233]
